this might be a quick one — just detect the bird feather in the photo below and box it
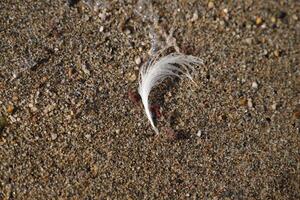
[138,50,203,134]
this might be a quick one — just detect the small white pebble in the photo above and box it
[85,134,91,140]
[252,81,258,89]
[271,103,277,110]
[196,130,202,137]
[51,133,57,140]
[292,14,298,20]
[128,73,137,82]
[84,15,90,22]
[261,23,267,29]
[191,11,198,22]
[99,26,104,32]
[81,64,90,76]
[245,38,253,45]
[31,106,38,112]
[98,12,106,21]
[125,29,131,35]
[247,98,253,108]
[208,1,214,9]
[135,56,141,65]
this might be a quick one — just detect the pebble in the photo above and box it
[12,95,18,102]
[271,103,277,110]
[81,64,90,76]
[99,26,104,32]
[256,16,263,25]
[91,164,98,177]
[125,29,131,35]
[128,73,137,82]
[83,15,90,22]
[208,1,214,9]
[252,81,258,89]
[85,134,91,140]
[191,11,199,22]
[239,98,247,106]
[51,133,57,140]
[7,104,14,114]
[98,12,106,21]
[245,38,253,45]
[29,103,38,112]
[292,14,298,20]
[274,50,280,57]
[247,98,253,108]
[271,16,276,23]
[44,104,56,114]
[135,56,141,65]
[196,130,202,137]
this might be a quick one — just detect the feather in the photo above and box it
[138,50,203,134]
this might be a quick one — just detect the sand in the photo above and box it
[0,0,299,199]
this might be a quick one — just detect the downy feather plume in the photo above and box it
[138,50,203,134]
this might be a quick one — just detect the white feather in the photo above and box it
[138,51,203,134]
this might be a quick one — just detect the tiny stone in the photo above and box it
[9,116,16,123]
[7,104,14,114]
[191,11,198,22]
[245,38,253,45]
[196,130,202,137]
[256,16,263,25]
[263,49,268,56]
[128,73,137,82]
[31,106,38,112]
[274,50,280,57]
[252,81,258,89]
[208,1,214,9]
[125,29,131,35]
[51,133,57,140]
[44,104,56,114]
[91,164,98,176]
[85,134,91,140]
[239,98,247,106]
[271,16,276,23]
[247,98,253,108]
[98,13,106,21]
[12,95,18,101]
[81,64,90,76]
[135,56,141,65]
[271,103,277,110]
[292,14,298,20]
[115,129,120,134]
[99,26,104,32]
[84,15,90,22]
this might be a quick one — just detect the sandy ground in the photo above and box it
[0,0,299,199]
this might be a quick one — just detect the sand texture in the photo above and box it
[0,0,299,199]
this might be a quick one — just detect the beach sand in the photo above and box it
[0,0,299,199]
